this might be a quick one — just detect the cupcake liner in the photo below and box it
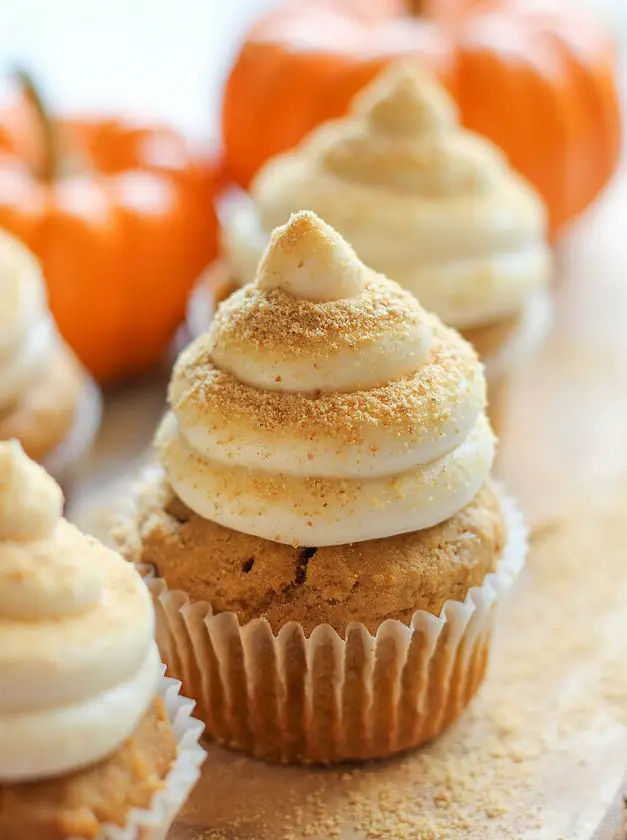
[186,261,239,340]
[44,374,102,489]
[140,486,526,764]
[91,666,206,840]
[482,287,553,435]
[483,286,554,383]
[186,270,216,340]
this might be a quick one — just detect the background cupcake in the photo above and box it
[0,230,101,486]
[191,63,553,431]
[120,211,526,764]
[0,440,205,840]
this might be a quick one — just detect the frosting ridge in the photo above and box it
[0,230,57,410]
[159,212,495,546]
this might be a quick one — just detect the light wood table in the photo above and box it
[70,169,627,838]
[500,167,627,524]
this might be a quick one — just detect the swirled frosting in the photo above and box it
[0,440,160,783]
[221,63,550,329]
[0,230,57,410]
[158,211,495,547]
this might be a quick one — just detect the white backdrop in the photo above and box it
[0,0,277,141]
[0,0,624,145]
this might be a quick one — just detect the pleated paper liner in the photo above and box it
[483,286,554,381]
[186,259,238,340]
[44,374,102,493]
[93,667,205,840]
[140,488,526,765]
[483,287,554,435]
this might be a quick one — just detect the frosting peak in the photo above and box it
[0,441,104,622]
[356,63,457,136]
[0,440,63,542]
[223,62,550,330]
[0,447,159,783]
[257,211,369,302]
[316,62,504,197]
[159,212,495,547]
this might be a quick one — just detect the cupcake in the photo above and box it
[121,211,526,764]
[191,63,552,429]
[0,229,101,484]
[0,440,205,840]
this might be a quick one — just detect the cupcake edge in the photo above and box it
[43,373,102,489]
[186,261,237,343]
[94,665,205,840]
[130,479,526,764]
[481,285,555,383]
[480,287,554,436]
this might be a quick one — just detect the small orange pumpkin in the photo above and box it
[0,73,219,384]
[222,0,621,235]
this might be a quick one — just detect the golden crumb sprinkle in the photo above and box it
[169,317,481,447]
[210,276,424,359]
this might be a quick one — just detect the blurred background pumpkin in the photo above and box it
[0,72,219,385]
[222,0,622,237]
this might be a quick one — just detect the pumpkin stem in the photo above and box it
[407,0,428,14]
[12,66,59,182]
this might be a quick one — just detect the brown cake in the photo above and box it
[0,701,176,840]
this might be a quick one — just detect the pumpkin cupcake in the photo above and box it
[0,440,205,840]
[190,63,552,430]
[121,211,526,764]
[0,229,101,484]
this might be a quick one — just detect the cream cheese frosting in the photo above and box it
[0,230,57,411]
[158,211,495,547]
[0,440,160,783]
[220,63,551,330]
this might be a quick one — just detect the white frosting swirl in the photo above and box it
[158,212,495,547]
[0,440,159,783]
[221,63,551,329]
[0,230,58,410]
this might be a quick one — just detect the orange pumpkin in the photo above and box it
[222,0,621,235]
[0,74,219,384]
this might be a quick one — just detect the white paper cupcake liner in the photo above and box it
[138,485,526,764]
[44,374,102,489]
[91,666,205,840]
[186,260,238,340]
[483,286,555,383]
[186,188,266,340]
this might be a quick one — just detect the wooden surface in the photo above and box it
[168,504,627,840]
[70,170,627,839]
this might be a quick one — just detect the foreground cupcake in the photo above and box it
[191,63,552,427]
[0,440,205,840]
[123,211,526,764]
[0,230,101,483]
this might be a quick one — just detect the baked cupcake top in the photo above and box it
[0,230,58,411]
[0,440,159,783]
[158,211,495,547]
[222,63,550,329]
